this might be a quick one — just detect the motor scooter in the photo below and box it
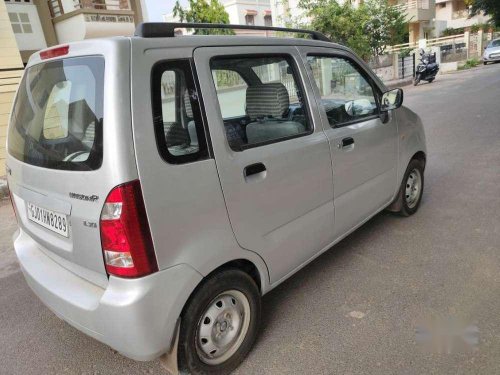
[414,49,439,86]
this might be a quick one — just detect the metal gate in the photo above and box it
[398,54,416,79]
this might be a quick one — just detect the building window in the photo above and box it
[264,15,272,26]
[245,14,255,25]
[8,13,32,34]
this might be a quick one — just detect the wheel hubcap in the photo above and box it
[405,168,422,209]
[195,290,251,365]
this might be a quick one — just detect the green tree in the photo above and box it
[465,0,500,27]
[363,0,408,57]
[298,0,372,59]
[298,0,408,61]
[173,0,234,35]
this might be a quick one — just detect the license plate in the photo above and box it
[27,202,69,237]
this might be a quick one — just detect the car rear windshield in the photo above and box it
[8,56,104,171]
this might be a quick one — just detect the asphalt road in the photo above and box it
[1,63,500,374]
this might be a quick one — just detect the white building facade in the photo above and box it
[221,0,272,27]
[5,0,47,60]
[4,0,146,63]
[434,0,491,36]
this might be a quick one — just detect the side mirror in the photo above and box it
[380,88,403,112]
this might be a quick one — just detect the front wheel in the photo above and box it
[413,75,421,86]
[395,159,425,216]
[178,269,261,375]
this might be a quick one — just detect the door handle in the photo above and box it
[338,137,354,149]
[244,162,266,177]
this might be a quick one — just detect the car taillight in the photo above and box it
[40,45,69,60]
[100,180,158,278]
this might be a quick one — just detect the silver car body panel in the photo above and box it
[7,34,427,361]
[129,43,271,291]
[14,226,202,361]
[483,39,500,61]
[297,46,399,236]
[7,38,137,288]
[193,45,335,283]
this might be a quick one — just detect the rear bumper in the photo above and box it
[14,229,203,361]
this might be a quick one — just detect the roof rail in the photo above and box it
[134,22,331,42]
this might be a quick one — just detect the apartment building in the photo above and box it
[0,0,23,173]
[4,0,146,64]
[164,0,273,35]
[222,0,272,29]
[434,0,491,36]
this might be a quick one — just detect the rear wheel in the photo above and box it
[178,269,261,375]
[427,78,434,83]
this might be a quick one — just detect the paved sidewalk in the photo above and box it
[384,76,413,89]
[0,178,8,200]
[0,201,19,279]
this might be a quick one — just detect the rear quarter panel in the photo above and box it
[129,39,271,293]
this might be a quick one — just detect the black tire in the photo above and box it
[396,159,425,217]
[178,269,261,375]
[483,61,488,65]
[427,78,434,83]
[413,76,420,86]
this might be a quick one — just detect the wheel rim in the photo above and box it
[405,168,422,209]
[195,290,251,365]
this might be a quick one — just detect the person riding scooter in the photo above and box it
[414,49,439,86]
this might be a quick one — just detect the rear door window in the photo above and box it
[210,55,312,150]
[211,69,248,119]
[8,56,104,170]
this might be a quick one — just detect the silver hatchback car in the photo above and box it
[6,23,426,374]
[483,38,500,64]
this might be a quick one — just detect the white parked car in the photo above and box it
[483,38,500,64]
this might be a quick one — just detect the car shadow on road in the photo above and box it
[258,209,397,337]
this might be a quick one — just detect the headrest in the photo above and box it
[184,90,193,118]
[246,83,290,119]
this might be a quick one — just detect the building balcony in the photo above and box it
[447,12,490,30]
[452,9,469,19]
[48,0,132,17]
[47,0,135,43]
[394,0,436,22]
